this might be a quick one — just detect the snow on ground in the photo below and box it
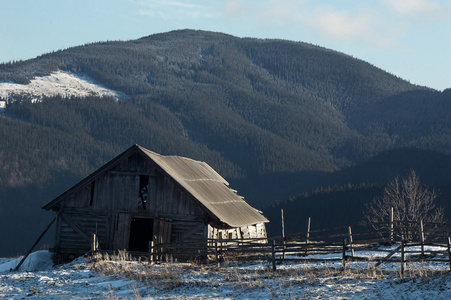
[0,250,53,273]
[0,71,121,100]
[1,247,451,299]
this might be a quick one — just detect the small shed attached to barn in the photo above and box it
[42,144,268,263]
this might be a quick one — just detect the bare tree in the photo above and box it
[364,170,444,239]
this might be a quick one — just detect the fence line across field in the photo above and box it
[87,216,451,276]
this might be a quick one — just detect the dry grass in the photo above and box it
[89,250,184,290]
[87,250,449,299]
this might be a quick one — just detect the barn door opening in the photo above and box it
[128,217,153,252]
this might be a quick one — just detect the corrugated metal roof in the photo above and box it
[139,146,268,227]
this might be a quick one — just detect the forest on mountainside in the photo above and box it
[262,148,451,237]
[1,29,451,256]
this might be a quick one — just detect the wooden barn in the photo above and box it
[42,144,268,262]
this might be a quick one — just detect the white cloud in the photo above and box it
[134,0,212,20]
[305,7,373,41]
[303,6,403,49]
[134,0,205,9]
[224,0,253,18]
[133,0,447,52]
[222,1,397,48]
[164,1,205,9]
[381,0,445,16]
[138,9,155,17]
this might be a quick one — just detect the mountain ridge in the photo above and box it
[1,29,450,187]
[1,29,450,256]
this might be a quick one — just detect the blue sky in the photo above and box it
[1,0,450,90]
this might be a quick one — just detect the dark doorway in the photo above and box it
[128,217,153,252]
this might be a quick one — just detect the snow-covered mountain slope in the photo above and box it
[0,71,120,100]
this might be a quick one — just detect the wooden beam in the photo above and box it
[447,237,451,271]
[271,240,276,271]
[372,244,402,269]
[401,240,406,276]
[390,207,394,243]
[281,209,286,259]
[14,216,56,271]
[107,170,159,176]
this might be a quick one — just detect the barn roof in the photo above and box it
[42,144,268,228]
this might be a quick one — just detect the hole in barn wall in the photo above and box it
[128,217,154,252]
[138,175,149,210]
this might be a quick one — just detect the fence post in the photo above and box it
[215,240,220,268]
[152,235,159,262]
[420,220,425,258]
[447,237,451,271]
[148,241,154,263]
[91,233,98,253]
[348,226,354,257]
[305,217,311,256]
[390,207,394,243]
[401,240,406,277]
[281,209,286,259]
[271,239,277,271]
[342,238,347,271]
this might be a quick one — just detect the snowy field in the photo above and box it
[1,247,451,299]
[0,71,120,100]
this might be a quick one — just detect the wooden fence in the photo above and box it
[145,238,271,267]
[272,218,451,274]
[122,218,451,276]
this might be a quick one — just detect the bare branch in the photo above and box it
[363,170,444,228]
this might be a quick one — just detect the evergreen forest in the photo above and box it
[1,29,451,256]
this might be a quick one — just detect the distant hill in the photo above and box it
[1,29,450,256]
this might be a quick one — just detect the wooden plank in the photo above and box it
[342,239,347,270]
[54,214,62,251]
[177,223,205,242]
[271,240,276,271]
[113,213,131,249]
[390,207,394,242]
[236,226,242,239]
[241,226,250,239]
[166,221,173,243]
[348,226,354,257]
[60,213,92,242]
[448,237,451,271]
[372,244,403,268]
[420,220,425,257]
[401,240,406,276]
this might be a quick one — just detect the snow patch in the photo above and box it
[0,71,121,100]
[0,250,53,273]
